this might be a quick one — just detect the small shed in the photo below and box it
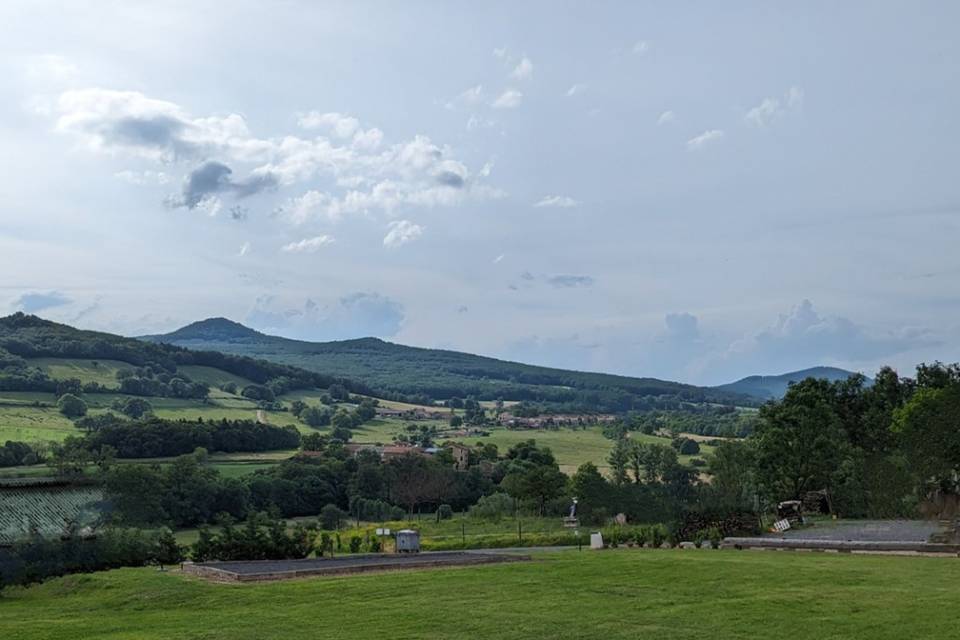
[396,529,420,553]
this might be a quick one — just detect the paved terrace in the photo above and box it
[184,551,531,582]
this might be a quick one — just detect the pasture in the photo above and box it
[2,550,958,639]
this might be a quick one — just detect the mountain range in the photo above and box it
[141,317,863,406]
[715,366,866,400]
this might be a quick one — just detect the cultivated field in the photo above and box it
[2,550,958,639]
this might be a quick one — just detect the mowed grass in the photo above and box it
[3,550,959,639]
[24,357,129,388]
[0,390,298,443]
[443,426,619,474]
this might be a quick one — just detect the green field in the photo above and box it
[25,357,129,388]
[2,550,958,639]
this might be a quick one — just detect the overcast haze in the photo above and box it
[1,1,958,385]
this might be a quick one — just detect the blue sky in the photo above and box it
[1,1,958,385]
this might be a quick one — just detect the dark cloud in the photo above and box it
[229,206,249,222]
[547,274,594,288]
[12,291,72,313]
[108,115,194,157]
[173,161,278,209]
[434,170,465,188]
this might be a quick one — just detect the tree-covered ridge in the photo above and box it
[0,313,373,398]
[144,317,757,411]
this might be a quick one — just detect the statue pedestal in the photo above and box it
[562,516,579,528]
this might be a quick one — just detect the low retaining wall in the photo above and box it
[184,551,531,582]
[722,537,960,555]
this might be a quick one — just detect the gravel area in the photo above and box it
[779,520,942,543]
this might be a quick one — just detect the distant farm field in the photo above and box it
[2,550,958,639]
[25,358,129,388]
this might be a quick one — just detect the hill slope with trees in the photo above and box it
[142,318,755,411]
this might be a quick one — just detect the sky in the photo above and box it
[1,1,959,386]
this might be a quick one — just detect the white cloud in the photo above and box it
[281,235,335,253]
[383,220,423,247]
[493,254,505,264]
[446,85,484,110]
[48,88,499,220]
[565,84,587,97]
[492,89,523,109]
[534,195,579,208]
[744,86,805,127]
[239,242,250,256]
[493,47,509,59]
[686,129,724,150]
[297,111,360,138]
[632,40,650,55]
[114,169,170,185]
[657,110,675,125]
[510,57,534,80]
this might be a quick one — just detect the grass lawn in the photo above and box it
[25,357,129,388]
[2,550,958,639]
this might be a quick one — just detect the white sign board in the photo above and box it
[375,528,391,536]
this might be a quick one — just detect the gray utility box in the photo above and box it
[395,529,420,553]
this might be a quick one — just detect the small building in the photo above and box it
[395,529,420,553]
[446,443,471,471]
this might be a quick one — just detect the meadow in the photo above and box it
[2,550,958,639]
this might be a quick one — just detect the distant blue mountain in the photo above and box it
[714,366,869,400]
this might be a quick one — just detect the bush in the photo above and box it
[368,538,382,553]
[57,393,87,418]
[0,528,160,590]
[320,504,348,531]
[349,536,363,553]
[707,526,723,549]
[673,508,759,542]
[468,493,514,521]
[437,504,453,520]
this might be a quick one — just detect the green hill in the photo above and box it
[142,318,755,411]
[715,366,868,400]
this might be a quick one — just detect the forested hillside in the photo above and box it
[715,366,867,400]
[143,318,755,411]
[0,313,372,398]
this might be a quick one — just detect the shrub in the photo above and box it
[707,526,723,549]
[437,504,453,520]
[468,493,514,521]
[57,393,87,418]
[368,538,382,553]
[318,533,333,556]
[320,504,348,530]
[349,536,363,553]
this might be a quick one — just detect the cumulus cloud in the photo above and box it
[687,129,724,150]
[383,220,423,248]
[715,299,937,380]
[493,254,505,264]
[656,110,675,125]
[534,195,579,208]
[229,206,249,222]
[492,89,523,109]
[12,291,72,313]
[49,88,497,219]
[296,111,360,138]
[632,40,651,55]
[246,292,404,341]
[170,161,277,209]
[565,84,587,97]
[238,242,251,256]
[510,57,534,80]
[744,86,804,127]
[281,235,335,253]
